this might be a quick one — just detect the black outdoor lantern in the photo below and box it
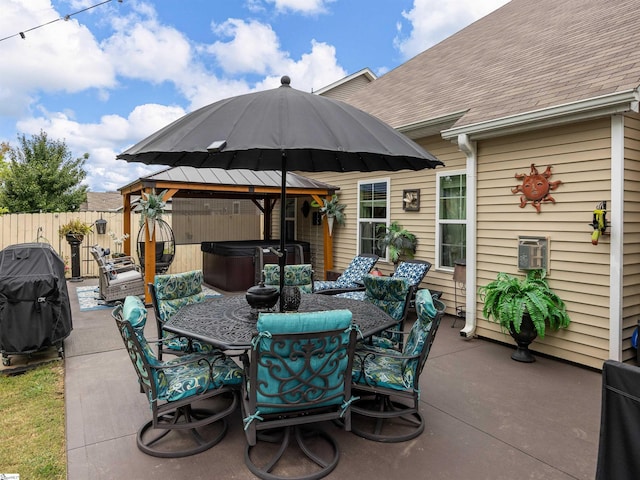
[95,217,107,235]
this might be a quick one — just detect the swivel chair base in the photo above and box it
[350,394,424,443]
[245,426,340,480]
[137,401,233,458]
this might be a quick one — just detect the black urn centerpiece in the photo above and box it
[246,281,279,311]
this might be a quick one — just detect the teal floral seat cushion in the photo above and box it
[154,270,214,354]
[352,289,440,391]
[262,264,314,293]
[157,352,243,402]
[313,255,377,291]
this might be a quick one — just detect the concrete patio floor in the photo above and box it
[62,279,602,480]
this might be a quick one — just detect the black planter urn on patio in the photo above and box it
[509,313,538,363]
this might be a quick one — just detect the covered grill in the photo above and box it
[0,243,72,366]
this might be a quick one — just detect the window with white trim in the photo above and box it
[357,179,389,257]
[285,198,296,241]
[436,171,466,269]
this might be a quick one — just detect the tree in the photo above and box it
[0,131,89,213]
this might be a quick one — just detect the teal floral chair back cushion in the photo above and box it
[402,290,443,387]
[263,264,314,293]
[120,295,162,387]
[154,270,205,323]
[393,261,431,288]
[251,310,353,414]
[153,270,213,354]
[362,275,411,321]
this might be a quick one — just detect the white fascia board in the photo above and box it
[397,110,468,139]
[441,90,640,140]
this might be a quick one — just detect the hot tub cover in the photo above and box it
[0,243,72,355]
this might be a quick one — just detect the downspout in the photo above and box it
[457,133,477,338]
[609,114,625,360]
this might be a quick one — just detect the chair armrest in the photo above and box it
[111,255,136,265]
[355,344,419,362]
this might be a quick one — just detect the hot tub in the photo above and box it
[201,240,311,292]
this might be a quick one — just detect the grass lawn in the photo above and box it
[0,362,66,479]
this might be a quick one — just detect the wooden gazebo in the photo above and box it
[118,166,339,303]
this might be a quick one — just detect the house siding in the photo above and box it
[623,112,640,362]
[300,136,466,296]
[475,118,612,369]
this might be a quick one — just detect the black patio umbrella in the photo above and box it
[118,76,443,310]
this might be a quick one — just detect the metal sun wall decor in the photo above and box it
[511,163,562,213]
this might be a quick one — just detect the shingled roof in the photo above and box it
[346,0,640,132]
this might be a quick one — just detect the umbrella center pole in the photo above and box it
[279,152,287,312]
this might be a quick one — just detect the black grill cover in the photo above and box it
[596,360,640,480]
[0,243,72,355]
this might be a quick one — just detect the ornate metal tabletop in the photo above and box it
[164,293,396,350]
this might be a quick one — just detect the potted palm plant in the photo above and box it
[311,194,346,236]
[133,189,167,238]
[478,269,570,362]
[376,221,418,267]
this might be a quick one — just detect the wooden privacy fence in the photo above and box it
[0,211,203,278]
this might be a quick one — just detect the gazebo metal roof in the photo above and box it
[118,166,340,300]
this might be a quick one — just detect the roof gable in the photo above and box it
[346,0,640,130]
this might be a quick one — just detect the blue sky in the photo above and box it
[0,0,509,192]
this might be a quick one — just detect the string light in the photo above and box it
[0,0,123,43]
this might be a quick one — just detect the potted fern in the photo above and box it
[311,194,346,236]
[376,221,417,267]
[478,269,570,362]
[58,218,93,243]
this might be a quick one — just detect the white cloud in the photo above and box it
[395,0,510,59]
[266,0,335,15]
[1,1,348,191]
[15,103,186,192]
[103,13,193,85]
[208,19,285,75]
[0,0,116,117]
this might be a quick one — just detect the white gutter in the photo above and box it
[457,134,477,339]
[442,90,640,140]
[609,115,625,360]
[397,110,468,139]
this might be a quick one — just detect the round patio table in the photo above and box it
[163,293,395,350]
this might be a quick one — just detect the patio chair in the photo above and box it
[313,253,379,295]
[240,309,358,480]
[90,245,145,303]
[112,295,242,457]
[148,269,216,361]
[350,289,445,442]
[262,263,314,293]
[335,259,431,306]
